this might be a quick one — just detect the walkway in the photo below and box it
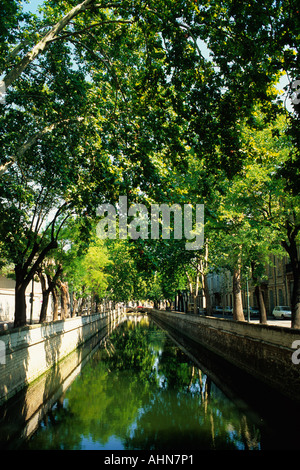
[250,318,292,328]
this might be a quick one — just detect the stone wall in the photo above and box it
[0,310,124,405]
[150,309,300,404]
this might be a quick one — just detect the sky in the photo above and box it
[22,0,41,14]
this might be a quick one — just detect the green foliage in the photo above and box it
[1,0,300,323]
[0,0,26,71]
[106,322,155,376]
[23,322,262,450]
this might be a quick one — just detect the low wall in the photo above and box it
[150,310,300,403]
[0,310,124,405]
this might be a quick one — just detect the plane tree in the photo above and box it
[1,0,300,327]
[0,144,118,326]
[235,112,300,328]
[0,0,284,182]
[211,109,300,327]
[1,0,299,186]
[63,236,112,314]
[0,0,175,325]
[0,57,122,327]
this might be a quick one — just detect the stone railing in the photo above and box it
[0,309,124,405]
[149,309,300,404]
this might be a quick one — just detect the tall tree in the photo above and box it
[1,0,300,328]
[220,110,300,327]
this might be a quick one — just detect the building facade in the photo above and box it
[0,276,51,323]
[207,253,295,315]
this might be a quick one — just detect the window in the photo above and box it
[269,290,274,312]
[279,289,284,306]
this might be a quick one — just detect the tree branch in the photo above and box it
[48,19,133,43]
[0,117,84,177]
[3,0,95,89]
[69,36,127,102]
[24,238,58,286]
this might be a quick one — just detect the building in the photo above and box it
[0,276,51,324]
[207,253,295,315]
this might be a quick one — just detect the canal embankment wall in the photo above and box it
[149,309,300,404]
[0,310,124,405]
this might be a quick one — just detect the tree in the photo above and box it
[0,114,121,327]
[217,109,300,327]
[242,119,300,328]
[1,0,300,328]
[37,260,62,322]
[79,240,111,309]
[0,0,194,326]
[0,171,69,326]
[103,239,149,303]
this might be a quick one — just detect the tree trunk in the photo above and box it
[38,270,49,323]
[13,239,58,327]
[0,121,82,177]
[203,273,213,316]
[282,226,300,328]
[60,282,70,319]
[72,293,78,317]
[254,284,267,324]
[232,266,245,321]
[194,265,200,314]
[291,270,300,329]
[288,239,300,328]
[39,265,63,322]
[200,242,213,316]
[45,265,62,321]
[40,291,50,323]
[3,0,94,89]
[52,286,59,321]
[14,279,27,327]
[192,294,196,314]
[251,262,268,324]
[60,285,67,319]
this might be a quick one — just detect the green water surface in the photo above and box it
[20,319,270,451]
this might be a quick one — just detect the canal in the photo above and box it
[1,316,299,451]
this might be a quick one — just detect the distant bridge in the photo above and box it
[125,307,153,315]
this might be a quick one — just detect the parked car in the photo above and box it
[272,306,292,319]
[249,307,260,317]
[213,306,224,315]
[243,307,260,318]
[223,306,233,315]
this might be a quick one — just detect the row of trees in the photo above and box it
[0,0,299,327]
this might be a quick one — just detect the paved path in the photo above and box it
[250,318,292,328]
[211,312,293,328]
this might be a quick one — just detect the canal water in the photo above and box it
[1,317,299,450]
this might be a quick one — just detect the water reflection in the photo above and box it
[20,319,263,450]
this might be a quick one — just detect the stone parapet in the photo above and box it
[0,310,123,405]
[150,309,300,404]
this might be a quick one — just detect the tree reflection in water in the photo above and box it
[22,320,261,450]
